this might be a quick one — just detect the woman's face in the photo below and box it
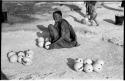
[53,13,62,22]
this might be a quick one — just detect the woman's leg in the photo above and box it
[94,18,99,26]
[89,14,94,26]
[48,25,59,43]
[93,13,99,26]
[90,12,99,26]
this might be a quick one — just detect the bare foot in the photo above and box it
[96,24,99,26]
[88,23,93,26]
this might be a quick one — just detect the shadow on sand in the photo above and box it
[63,4,81,11]
[62,4,86,18]
[1,71,8,80]
[103,19,115,24]
[102,3,124,12]
[36,25,50,38]
[67,58,75,71]
[69,15,83,24]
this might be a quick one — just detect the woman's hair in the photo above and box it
[53,10,62,16]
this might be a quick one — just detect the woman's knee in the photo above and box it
[48,24,54,29]
[48,25,59,38]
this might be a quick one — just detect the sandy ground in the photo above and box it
[1,2,124,80]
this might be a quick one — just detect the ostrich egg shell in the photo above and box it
[83,64,93,73]
[74,63,83,71]
[75,58,83,63]
[93,63,103,72]
[9,54,18,63]
[83,58,93,65]
[17,56,24,63]
[95,59,104,66]
[7,51,16,58]
[17,51,25,57]
[38,42,44,47]
[22,57,32,66]
[45,42,51,49]
[25,52,33,59]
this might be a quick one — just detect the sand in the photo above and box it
[1,2,124,80]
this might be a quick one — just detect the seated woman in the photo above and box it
[45,10,79,50]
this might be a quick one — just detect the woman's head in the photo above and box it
[53,10,62,22]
